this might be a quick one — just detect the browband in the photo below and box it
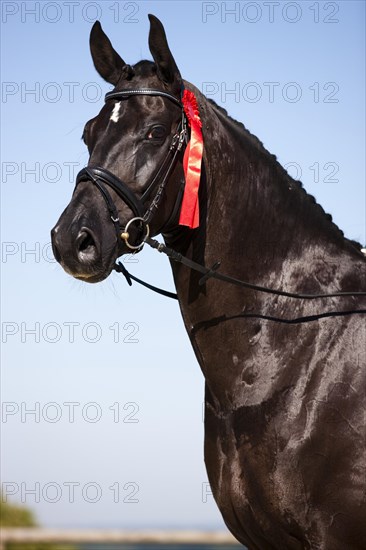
[105,89,182,108]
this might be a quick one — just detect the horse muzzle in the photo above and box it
[50,221,116,283]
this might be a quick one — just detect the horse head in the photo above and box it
[51,15,185,283]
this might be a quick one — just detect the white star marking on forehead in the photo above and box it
[110,101,121,123]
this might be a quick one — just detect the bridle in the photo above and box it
[75,88,187,250]
[73,87,366,313]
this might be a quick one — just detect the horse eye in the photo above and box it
[146,125,166,140]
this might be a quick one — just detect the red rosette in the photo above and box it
[179,90,203,229]
[182,90,202,129]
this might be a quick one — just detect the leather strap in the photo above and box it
[115,261,178,300]
[76,166,144,219]
[105,89,182,108]
[75,88,186,247]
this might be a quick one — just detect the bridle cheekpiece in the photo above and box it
[75,88,189,250]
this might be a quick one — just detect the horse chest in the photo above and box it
[193,315,366,549]
[203,398,309,549]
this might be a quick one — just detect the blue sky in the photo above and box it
[1,0,365,530]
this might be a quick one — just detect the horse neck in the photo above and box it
[203,101,351,266]
[165,86,364,314]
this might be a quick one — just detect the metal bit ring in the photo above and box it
[121,217,150,250]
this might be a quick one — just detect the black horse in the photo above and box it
[51,15,366,550]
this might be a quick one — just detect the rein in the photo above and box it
[75,87,366,313]
[115,236,366,302]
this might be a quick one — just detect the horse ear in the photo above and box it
[148,14,182,93]
[89,21,127,85]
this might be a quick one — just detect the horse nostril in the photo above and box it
[78,231,94,252]
[76,229,98,261]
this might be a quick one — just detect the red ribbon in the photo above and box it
[179,89,203,229]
